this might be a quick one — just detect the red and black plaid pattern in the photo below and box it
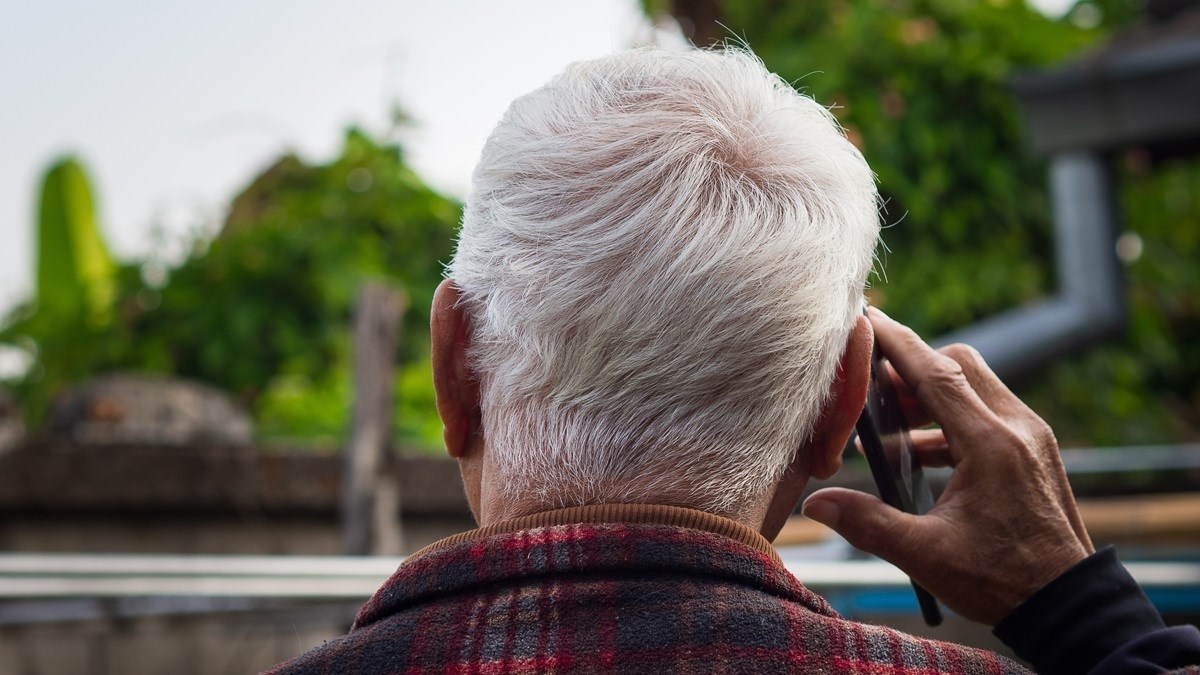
[266,521,1029,674]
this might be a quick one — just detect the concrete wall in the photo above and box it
[0,441,475,555]
[0,601,357,675]
[0,442,474,673]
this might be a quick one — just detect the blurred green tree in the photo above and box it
[644,0,1199,446]
[2,129,458,449]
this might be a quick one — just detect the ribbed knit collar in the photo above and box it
[407,503,782,565]
[354,503,835,630]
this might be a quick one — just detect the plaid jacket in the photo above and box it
[266,504,1029,674]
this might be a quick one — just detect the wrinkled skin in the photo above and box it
[804,308,1094,626]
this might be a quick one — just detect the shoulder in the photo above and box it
[784,606,1032,674]
[262,515,1032,674]
[261,601,442,674]
[266,603,1031,675]
[664,576,1029,674]
[263,578,1031,675]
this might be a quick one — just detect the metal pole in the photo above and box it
[933,151,1125,380]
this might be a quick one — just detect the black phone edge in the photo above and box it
[854,409,944,627]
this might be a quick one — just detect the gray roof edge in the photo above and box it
[1013,37,1200,97]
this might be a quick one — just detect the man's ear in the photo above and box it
[808,313,872,480]
[758,314,872,540]
[431,279,481,458]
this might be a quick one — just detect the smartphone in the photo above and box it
[850,314,943,626]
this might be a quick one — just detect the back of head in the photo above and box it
[450,47,879,515]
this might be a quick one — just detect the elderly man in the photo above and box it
[268,48,1200,674]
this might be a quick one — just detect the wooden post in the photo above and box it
[341,283,407,556]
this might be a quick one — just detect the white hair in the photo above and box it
[449,47,879,515]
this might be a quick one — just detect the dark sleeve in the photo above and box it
[993,546,1200,675]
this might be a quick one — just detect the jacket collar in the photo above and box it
[353,504,837,630]
[409,503,783,562]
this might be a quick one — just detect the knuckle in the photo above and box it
[853,522,882,552]
[985,441,1029,474]
[1028,418,1059,452]
[857,514,902,557]
[927,355,966,385]
[896,323,927,347]
[942,343,986,371]
[991,423,1041,464]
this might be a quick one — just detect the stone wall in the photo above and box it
[0,441,474,555]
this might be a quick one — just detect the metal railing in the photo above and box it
[2,552,1197,601]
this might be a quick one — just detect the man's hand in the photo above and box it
[802,308,1095,625]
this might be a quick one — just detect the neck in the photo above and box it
[473,475,776,535]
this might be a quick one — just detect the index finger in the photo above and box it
[868,307,995,434]
[878,359,933,428]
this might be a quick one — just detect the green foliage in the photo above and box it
[1071,0,1143,30]
[644,0,1200,445]
[35,156,116,327]
[3,129,459,450]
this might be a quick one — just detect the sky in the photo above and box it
[1,0,1073,316]
[0,0,651,313]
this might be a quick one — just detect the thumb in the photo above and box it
[802,487,926,565]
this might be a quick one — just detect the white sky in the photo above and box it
[0,0,650,312]
[0,0,1069,315]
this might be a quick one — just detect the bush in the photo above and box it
[3,128,459,450]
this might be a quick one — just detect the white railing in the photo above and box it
[2,553,1199,599]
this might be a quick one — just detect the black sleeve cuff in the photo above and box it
[1091,625,1200,674]
[992,546,1167,675]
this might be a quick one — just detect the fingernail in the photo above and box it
[868,306,888,318]
[802,500,841,528]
